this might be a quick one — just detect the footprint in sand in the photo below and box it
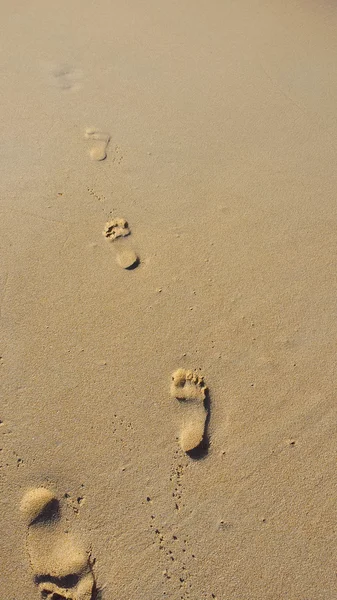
[103,218,140,270]
[49,64,82,92]
[170,369,209,454]
[85,127,110,161]
[20,487,95,600]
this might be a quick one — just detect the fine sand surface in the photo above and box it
[1,1,337,598]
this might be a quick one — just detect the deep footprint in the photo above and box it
[170,368,209,453]
[20,488,95,600]
[103,218,130,241]
[103,218,139,269]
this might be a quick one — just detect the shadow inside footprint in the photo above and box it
[35,574,80,589]
[124,257,140,270]
[36,573,97,600]
[186,389,211,460]
[31,498,60,526]
[95,588,104,600]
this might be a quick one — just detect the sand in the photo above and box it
[1,0,336,598]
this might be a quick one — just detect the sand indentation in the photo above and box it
[50,64,82,91]
[103,218,140,269]
[116,249,139,269]
[103,218,130,241]
[85,127,110,161]
[20,487,57,524]
[171,369,208,453]
[20,488,95,600]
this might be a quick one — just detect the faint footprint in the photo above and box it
[170,369,209,455]
[85,128,110,161]
[20,488,95,600]
[50,64,82,91]
[103,218,139,270]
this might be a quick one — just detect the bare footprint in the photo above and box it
[103,218,130,241]
[103,218,139,270]
[20,488,95,600]
[49,63,82,92]
[170,369,209,454]
[85,128,110,161]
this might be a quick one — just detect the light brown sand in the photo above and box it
[1,0,337,598]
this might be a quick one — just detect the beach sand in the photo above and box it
[1,1,336,598]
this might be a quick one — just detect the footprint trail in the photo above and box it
[171,369,209,454]
[20,487,95,600]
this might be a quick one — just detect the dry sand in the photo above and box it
[1,0,336,598]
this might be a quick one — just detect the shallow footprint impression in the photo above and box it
[85,127,110,161]
[20,488,95,600]
[170,368,209,454]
